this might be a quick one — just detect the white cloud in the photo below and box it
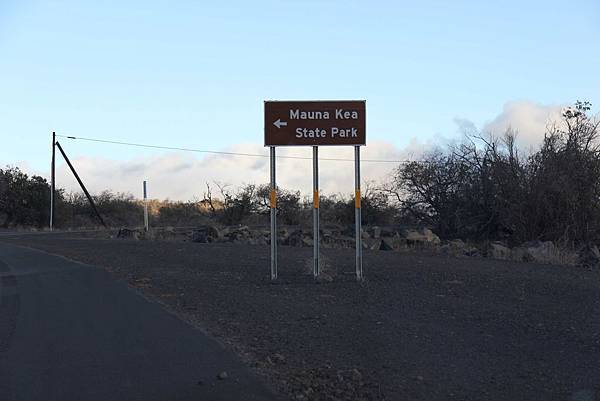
[54,139,434,200]
[481,100,565,149]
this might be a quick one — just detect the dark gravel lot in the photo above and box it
[3,232,600,401]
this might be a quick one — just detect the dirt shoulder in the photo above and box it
[3,233,600,401]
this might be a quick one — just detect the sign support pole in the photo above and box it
[143,180,149,232]
[354,145,363,281]
[270,146,278,280]
[313,146,319,278]
[265,100,366,282]
[50,132,55,231]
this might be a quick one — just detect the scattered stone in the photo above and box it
[286,229,305,247]
[316,273,334,283]
[351,368,362,382]
[511,246,532,262]
[191,230,208,243]
[217,371,228,380]
[371,226,381,239]
[490,241,511,260]
[301,236,314,247]
[403,228,441,246]
[225,225,250,242]
[462,246,481,257]
[441,239,471,256]
[577,244,600,268]
[449,239,466,250]
[522,240,557,264]
[191,225,220,243]
[116,228,142,240]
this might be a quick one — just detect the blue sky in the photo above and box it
[1,0,599,196]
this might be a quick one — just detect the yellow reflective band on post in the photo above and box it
[355,190,361,209]
[313,190,319,209]
[270,189,277,208]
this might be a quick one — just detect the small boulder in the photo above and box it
[191,230,208,243]
[371,226,382,239]
[511,246,532,262]
[116,228,142,240]
[272,353,286,364]
[286,229,305,247]
[302,235,314,247]
[225,225,250,242]
[489,242,511,260]
[522,240,557,264]
[441,239,467,256]
[278,228,291,243]
[191,225,220,243]
[403,228,441,246]
[578,244,600,268]
[316,272,334,282]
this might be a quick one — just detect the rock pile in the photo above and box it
[114,225,600,267]
[117,225,442,250]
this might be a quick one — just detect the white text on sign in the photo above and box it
[289,109,360,120]
[295,127,358,138]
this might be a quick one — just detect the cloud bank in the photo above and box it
[50,100,568,200]
[55,139,432,200]
[481,100,564,149]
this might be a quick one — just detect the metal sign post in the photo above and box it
[270,146,278,280]
[143,180,149,232]
[264,100,366,281]
[355,145,363,281]
[313,146,319,278]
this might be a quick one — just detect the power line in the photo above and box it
[56,134,419,164]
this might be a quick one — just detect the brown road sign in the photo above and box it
[264,100,366,146]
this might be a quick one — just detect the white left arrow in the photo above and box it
[273,119,288,129]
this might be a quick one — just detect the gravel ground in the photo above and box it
[2,233,600,401]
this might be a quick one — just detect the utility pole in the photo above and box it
[50,132,55,231]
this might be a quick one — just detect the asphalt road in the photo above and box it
[0,242,279,401]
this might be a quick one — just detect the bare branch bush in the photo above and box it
[392,101,600,244]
